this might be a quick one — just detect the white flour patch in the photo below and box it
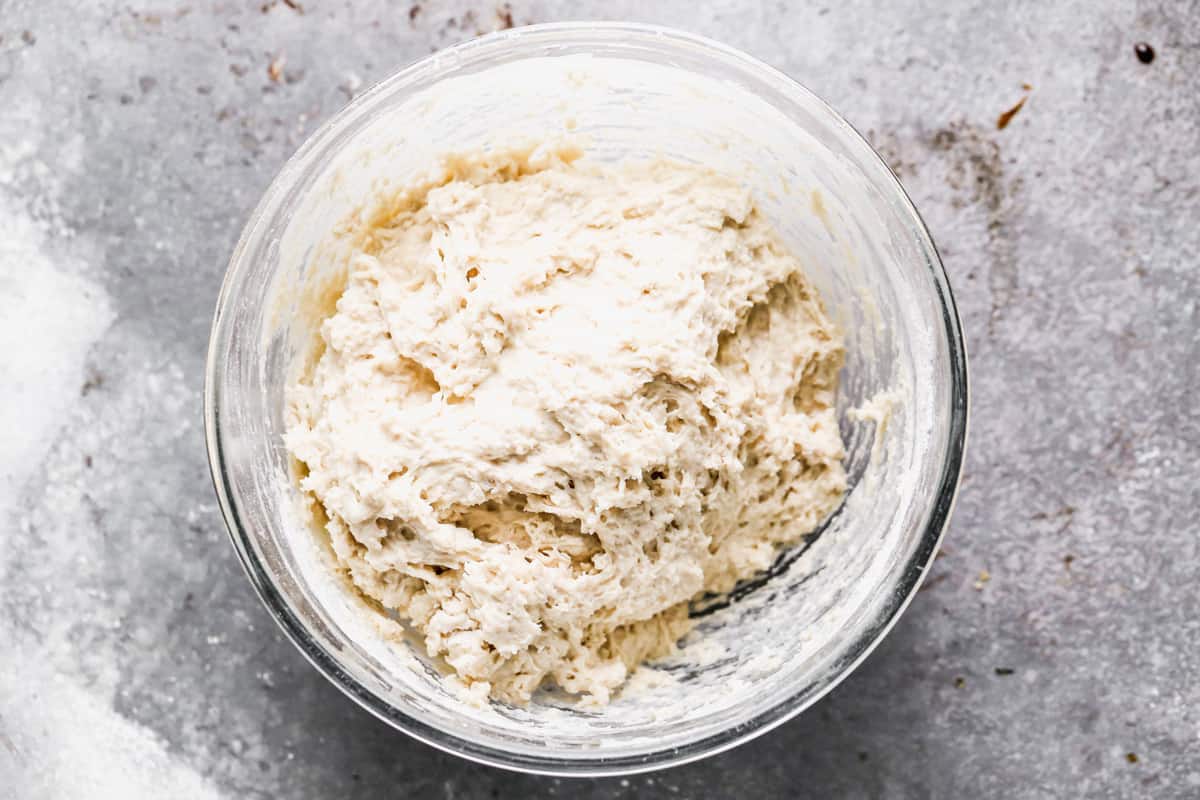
[0,93,110,522]
[0,663,223,800]
[0,204,112,522]
[0,103,224,798]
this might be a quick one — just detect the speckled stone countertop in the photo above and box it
[2,1,1197,797]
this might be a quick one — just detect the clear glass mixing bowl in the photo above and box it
[204,23,967,775]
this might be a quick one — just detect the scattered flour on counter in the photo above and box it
[0,206,113,517]
[0,95,109,522]
[0,663,223,800]
[0,119,220,797]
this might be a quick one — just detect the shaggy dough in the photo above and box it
[286,143,846,705]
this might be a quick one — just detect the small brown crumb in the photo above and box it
[1032,505,1076,521]
[268,54,285,83]
[1063,554,1075,567]
[409,4,421,22]
[1126,752,1139,764]
[1021,82,1033,91]
[282,0,303,11]
[973,569,990,590]
[1134,42,1155,64]
[21,30,36,45]
[994,667,1014,676]
[996,96,1028,130]
[497,3,514,29]
[954,676,966,689]
[931,128,957,151]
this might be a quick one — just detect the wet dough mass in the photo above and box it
[286,144,846,705]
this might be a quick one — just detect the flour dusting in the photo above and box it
[0,101,222,800]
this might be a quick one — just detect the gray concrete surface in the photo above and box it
[1,0,1197,797]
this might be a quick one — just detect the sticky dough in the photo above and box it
[286,143,847,705]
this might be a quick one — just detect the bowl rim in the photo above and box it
[203,20,969,777]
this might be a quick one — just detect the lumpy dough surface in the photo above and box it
[286,144,847,705]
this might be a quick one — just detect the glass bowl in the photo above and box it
[204,22,967,776]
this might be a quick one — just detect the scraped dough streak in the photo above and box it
[286,143,846,705]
